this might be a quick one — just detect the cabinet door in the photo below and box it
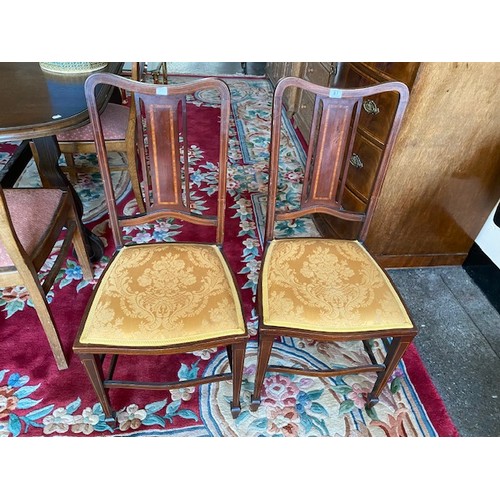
[303,62,335,86]
[294,89,315,141]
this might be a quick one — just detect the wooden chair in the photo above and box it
[73,73,248,422]
[250,76,416,411]
[0,186,93,370]
[30,63,145,212]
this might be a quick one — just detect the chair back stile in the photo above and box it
[264,76,410,246]
[84,73,231,249]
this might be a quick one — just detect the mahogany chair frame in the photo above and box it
[30,63,145,213]
[0,186,93,370]
[73,73,248,420]
[250,76,417,410]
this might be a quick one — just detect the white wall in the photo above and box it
[476,199,500,269]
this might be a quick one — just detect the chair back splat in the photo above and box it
[75,74,247,423]
[251,76,415,413]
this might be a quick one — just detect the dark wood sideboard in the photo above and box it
[266,62,500,268]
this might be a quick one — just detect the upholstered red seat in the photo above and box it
[56,103,129,142]
[0,189,64,267]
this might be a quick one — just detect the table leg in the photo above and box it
[32,136,104,262]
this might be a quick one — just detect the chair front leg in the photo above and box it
[79,352,116,422]
[366,334,413,409]
[229,341,246,419]
[26,276,68,370]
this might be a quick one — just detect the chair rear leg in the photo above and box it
[366,334,413,408]
[29,141,53,187]
[78,352,116,422]
[229,341,246,418]
[250,333,275,411]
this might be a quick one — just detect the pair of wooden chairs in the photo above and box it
[74,73,416,421]
[1,72,416,422]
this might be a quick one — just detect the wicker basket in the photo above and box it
[39,62,108,74]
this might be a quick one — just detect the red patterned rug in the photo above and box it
[0,76,459,437]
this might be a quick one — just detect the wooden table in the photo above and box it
[0,62,124,261]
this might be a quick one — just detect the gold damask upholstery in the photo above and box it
[80,243,245,347]
[262,239,412,332]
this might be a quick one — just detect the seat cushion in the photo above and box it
[0,188,65,267]
[56,103,129,142]
[79,243,246,347]
[261,239,413,332]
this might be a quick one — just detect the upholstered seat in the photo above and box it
[0,189,65,267]
[262,239,413,332]
[56,103,129,142]
[80,243,246,347]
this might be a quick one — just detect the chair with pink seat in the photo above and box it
[0,185,93,370]
[30,62,145,212]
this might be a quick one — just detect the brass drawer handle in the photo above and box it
[350,153,364,169]
[363,99,380,115]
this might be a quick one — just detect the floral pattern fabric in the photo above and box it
[262,239,413,332]
[80,243,245,346]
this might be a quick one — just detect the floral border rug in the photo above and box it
[0,76,458,437]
